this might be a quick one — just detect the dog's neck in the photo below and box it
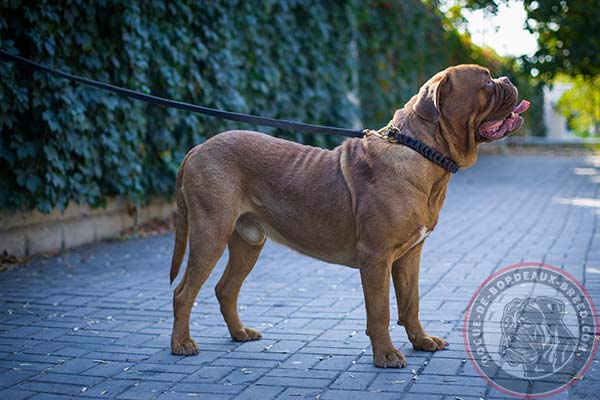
[391,108,453,163]
[391,99,477,168]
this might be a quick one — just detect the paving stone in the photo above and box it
[0,360,56,372]
[266,368,338,380]
[0,369,37,388]
[234,384,284,400]
[0,388,36,399]
[330,371,376,390]
[114,369,187,382]
[221,351,289,361]
[367,373,412,392]
[221,367,270,385]
[321,389,400,400]
[275,387,323,399]
[48,358,98,374]
[420,357,463,375]
[169,382,242,395]
[408,383,486,396]
[31,372,104,386]
[17,381,85,396]
[29,393,79,400]
[278,353,321,369]
[81,361,133,377]
[181,365,234,383]
[116,380,173,399]
[255,375,331,388]
[313,355,357,370]
[157,391,232,400]
[211,357,280,369]
[79,378,137,398]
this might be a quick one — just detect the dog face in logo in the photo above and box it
[499,296,577,379]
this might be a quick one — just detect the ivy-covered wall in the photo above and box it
[0,1,543,214]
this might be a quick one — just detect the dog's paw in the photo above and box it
[232,327,262,342]
[412,335,448,351]
[373,348,407,368]
[171,338,199,356]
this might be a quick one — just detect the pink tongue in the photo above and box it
[513,100,530,114]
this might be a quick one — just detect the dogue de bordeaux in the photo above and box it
[168,64,529,368]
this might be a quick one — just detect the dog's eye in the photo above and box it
[485,79,494,89]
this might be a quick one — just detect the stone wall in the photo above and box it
[0,198,175,257]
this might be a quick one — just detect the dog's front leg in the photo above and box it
[360,262,407,368]
[392,243,448,351]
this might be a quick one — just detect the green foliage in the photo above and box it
[522,0,600,79]
[356,1,452,126]
[461,0,600,79]
[0,0,544,213]
[0,1,356,213]
[556,75,600,137]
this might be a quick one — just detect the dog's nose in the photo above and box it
[499,76,513,86]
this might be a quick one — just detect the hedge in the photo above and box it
[0,1,544,214]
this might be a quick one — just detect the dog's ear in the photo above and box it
[413,73,448,122]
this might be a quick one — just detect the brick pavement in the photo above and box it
[0,155,599,399]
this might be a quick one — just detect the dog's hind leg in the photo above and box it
[215,222,265,342]
[171,209,232,356]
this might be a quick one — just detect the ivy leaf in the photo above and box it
[42,110,61,132]
[26,175,41,193]
[16,143,37,159]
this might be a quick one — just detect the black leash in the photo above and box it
[0,50,363,138]
[0,50,459,173]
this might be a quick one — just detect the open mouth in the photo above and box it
[479,100,530,140]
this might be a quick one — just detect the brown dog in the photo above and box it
[169,64,529,368]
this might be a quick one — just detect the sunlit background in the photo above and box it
[438,0,599,141]
[461,3,538,56]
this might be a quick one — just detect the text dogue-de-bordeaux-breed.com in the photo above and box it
[168,64,530,368]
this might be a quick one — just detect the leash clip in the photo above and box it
[363,121,399,143]
[363,121,398,143]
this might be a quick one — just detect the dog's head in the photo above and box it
[499,296,577,379]
[408,64,529,168]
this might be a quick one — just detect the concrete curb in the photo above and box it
[0,198,175,257]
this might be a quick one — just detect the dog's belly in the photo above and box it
[235,211,357,267]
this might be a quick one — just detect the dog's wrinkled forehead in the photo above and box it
[414,64,499,113]
[444,64,491,84]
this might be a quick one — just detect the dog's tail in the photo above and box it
[170,151,191,285]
